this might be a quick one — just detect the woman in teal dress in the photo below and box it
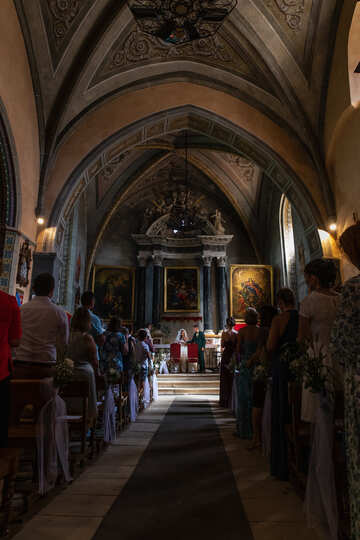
[235,308,262,439]
[331,222,360,540]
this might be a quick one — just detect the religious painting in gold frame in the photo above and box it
[164,266,200,313]
[92,265,135,321]
[230,265,273,321]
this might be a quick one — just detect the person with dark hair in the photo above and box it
[0,291,21,447]
[145,322,154,353]
[298,258,340,422]
[235,308,261,439]
[17,273,69,364]
[68,307,98,420]
[267,288,298,480]
[219,317,237,408]
[134,329,152,381]
[81,290,105,357]
[247,305,278,450]
[103,317,128,374]
[189,324,206,373]
[331,222,360,540]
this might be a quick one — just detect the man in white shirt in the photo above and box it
[16,273,69,364]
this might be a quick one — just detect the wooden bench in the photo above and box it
[0,449,21,536]
[60,381,89,473]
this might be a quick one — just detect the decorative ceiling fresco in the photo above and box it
[13,0,345,263]
[39,0,95,70]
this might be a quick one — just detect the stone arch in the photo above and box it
[0,104,19,266]
[43,84,331,228]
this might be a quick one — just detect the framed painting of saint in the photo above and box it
[164,267,200,312]
[230,265,273,321]
[92,266,135,321]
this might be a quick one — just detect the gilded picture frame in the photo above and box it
[92,265,135,321]
[164,266,200,313]
[230,264,274,321]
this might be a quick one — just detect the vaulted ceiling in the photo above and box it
[14,0,344,256]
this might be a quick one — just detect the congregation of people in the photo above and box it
[219,222,360,540]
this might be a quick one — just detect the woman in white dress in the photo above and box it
[298,259,340,423]
[175,329,189,373]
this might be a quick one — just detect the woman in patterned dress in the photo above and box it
[331,222,360,540]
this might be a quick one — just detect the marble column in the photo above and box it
[152,255,163,326]
[216,256,227,332]
[202,256,213,332]
[136,255,147,329]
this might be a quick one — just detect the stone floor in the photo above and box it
[11,396,320,540]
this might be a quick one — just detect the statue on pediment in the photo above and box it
[212,209,226,235]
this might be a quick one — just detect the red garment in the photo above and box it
[0,291,22,381]
[234,323,247,332]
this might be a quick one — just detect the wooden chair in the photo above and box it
[60,381,89,473]
[0,448,21,536]
[8,380,51,450]
[187,343,199,373]
[170,343,181,372]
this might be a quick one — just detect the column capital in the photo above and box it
[202,256,213,267]
[152,254,163,267]
[216,256,227,268]
[137,255,148,268]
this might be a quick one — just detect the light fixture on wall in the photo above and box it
[329,223,337,232]
[127,0,237,45]
[37,217,45,226]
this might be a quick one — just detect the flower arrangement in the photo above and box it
[54,353,74,390]
[280,338,333,396]
[105,358,122,385]
[253,363,268,382]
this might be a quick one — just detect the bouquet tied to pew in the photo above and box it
[280,337,334,396]
[54,345,74,390]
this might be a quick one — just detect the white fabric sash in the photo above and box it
[152,373,159,401]
[143,378,151,409]
[129,376,139,422]
[103,387,116,443]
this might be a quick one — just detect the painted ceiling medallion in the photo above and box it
[127,0,237,44]
[273,0,305,30]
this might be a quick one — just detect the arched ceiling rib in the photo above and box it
[15,0,342,209]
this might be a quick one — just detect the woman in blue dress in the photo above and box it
[103,317,128,375]
[235,308,262,439]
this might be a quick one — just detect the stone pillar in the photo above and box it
[216,256,227,333]
[136,255,147,329]
[202,256,213,332]
[152,255,163,326]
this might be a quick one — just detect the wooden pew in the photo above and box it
[60,381,89,473]
[0,449,21,536]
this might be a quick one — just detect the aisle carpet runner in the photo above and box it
[94,398,254,540]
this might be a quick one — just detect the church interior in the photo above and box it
[0,1,360,539]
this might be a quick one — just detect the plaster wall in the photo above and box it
[325,1,360,280]
[0,0,40,242]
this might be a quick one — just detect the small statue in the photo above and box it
[16,240,32,287]
[212,209,225,235]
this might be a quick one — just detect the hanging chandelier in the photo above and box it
[167,133,196,234]
[127,0,237,45]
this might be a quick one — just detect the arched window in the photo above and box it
[279,194,297,290]
[348,3,360,106]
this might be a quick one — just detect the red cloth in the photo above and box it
[187,343,199,361]
[0,291,22,380]
[234,323,247,332]
[170,342,181,362]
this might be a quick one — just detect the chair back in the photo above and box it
[187,343,198,362]
[9,380,51,426]
[170,343,181,362]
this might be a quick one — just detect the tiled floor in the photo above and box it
[12,396,320,540]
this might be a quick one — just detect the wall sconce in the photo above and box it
[37,217,45,225]
[329,223,337,232]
